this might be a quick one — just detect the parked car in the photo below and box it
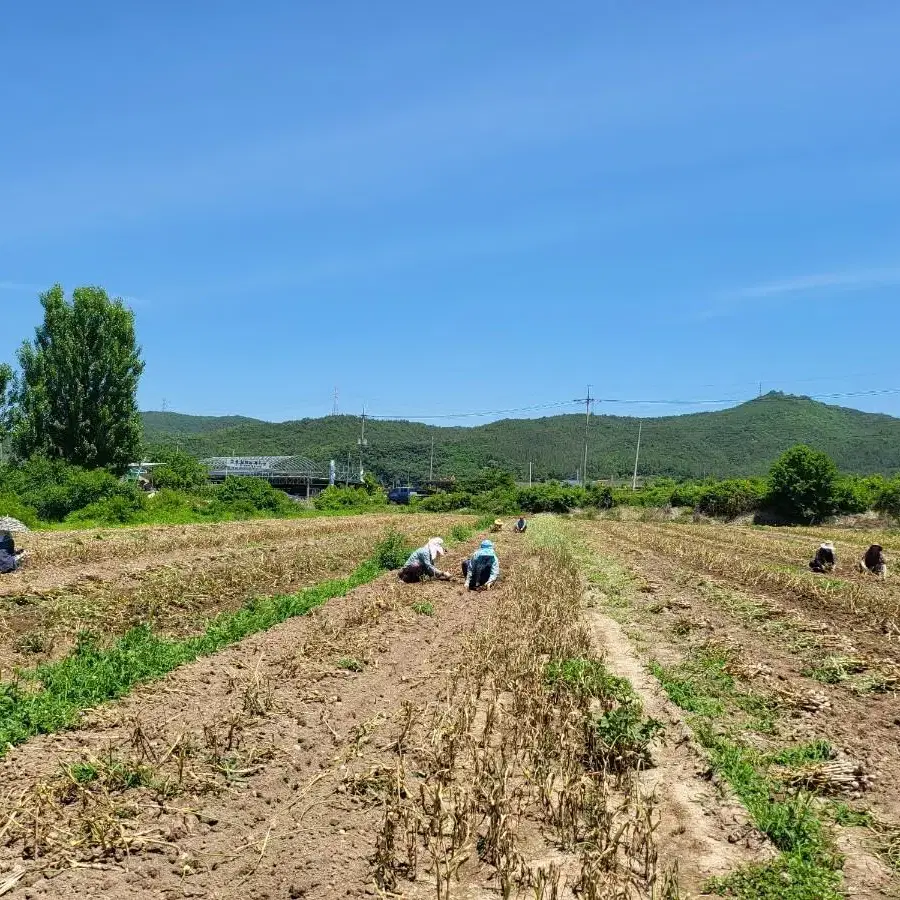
[388,487,420,505]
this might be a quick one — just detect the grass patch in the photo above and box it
[337,656,364,672]
[649,660,726,717]
[651,658,843,897]
[546,656,661,772]
[412,601,434,616]
[448,523,475,545]
[544,657,633,704]
[0,552,391,756]
[770,741,834,767]
[372,530,414,570]
[824,801,875,828]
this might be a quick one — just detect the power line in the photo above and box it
[360,388,900,422]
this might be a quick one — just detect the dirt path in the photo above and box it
[584,603,768,893]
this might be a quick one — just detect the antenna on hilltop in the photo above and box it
[332,387,339,416]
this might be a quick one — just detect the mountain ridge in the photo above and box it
[141,393,900,482]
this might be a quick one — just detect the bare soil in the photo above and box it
[0,523,775,900]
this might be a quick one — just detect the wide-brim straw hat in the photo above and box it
[0,516,29,534]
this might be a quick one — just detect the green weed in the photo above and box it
[337,656,364,672]
[649,660,725,717]
[824,801,874,828]
[544,657,633,704]
[770,741,834,767]
[372,530,413,570]
[412,601,434,616]
[448,523,474,545]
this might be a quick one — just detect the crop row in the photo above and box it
[589,521,900,631]
[0,516,473,673]
[19,512,469,568]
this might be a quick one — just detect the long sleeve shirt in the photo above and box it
[404,546,440,577]
[465,549,500,587]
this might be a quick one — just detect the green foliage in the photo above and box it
[412,601,434,616]
[0,363,14,445]
[337,656,364,672]
[769,741,834,767]
[314,484,385,511]
[0,493,39,529]
[587,704,662,770]
[544,657,634,704]
[14,285,144,474]
[65,491,148,526]
[213,476,295,517]
[372,529,412,570]
[448,523,474,544]
[461,467,516,494]
[696,479,766,519]
[150,448,208,492]
[767,445,839,523]
[585,482,615,509]
[0,457,136,521]
[417,491,473,512]
[875,475,900,519]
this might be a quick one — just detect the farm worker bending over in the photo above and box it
[462,540,500,590]
[809,541,836,574]
[490,520,504,533]
[859,544,887,578]
[0,531,26,575]
[514,517,527,533]
[398,537,449,583]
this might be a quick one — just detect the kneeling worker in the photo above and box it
[809,541,836,574]
[859,544,887,578]
[514,516,527,533]
[462,540,500,590]
[0,530,26,575]
[398,537,449,583]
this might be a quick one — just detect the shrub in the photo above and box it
[517,482,586,513]
[832,475,884,515]
[150,449,208,492]
[418,491,473,512]
[671,481,706,507]
[0,457,133,521]
[585,483,615,509]
[373,530,412,570]
[0,493,39,529]
[876,476,900,519]
[767,445,839,523]
[65,490,148,526]
[695,479,766,519]
[212,477,295,517]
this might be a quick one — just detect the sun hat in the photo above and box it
[480,540,494,550]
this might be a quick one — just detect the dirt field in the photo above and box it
[0,513,897,898]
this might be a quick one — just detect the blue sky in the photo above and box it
[2,1,899,423]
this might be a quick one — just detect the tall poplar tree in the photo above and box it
[14,285,144,473]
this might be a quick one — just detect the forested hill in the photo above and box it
[141,393,900,483]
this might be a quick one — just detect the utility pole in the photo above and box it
[332,387,339,416]
[528,460,533,486]
[576,384,593,485]
[428,434,435,482]
[357,406,368,481]
[345,451,351,486]
[632,421,643,491]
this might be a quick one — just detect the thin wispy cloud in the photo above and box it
[732,267,900,300]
